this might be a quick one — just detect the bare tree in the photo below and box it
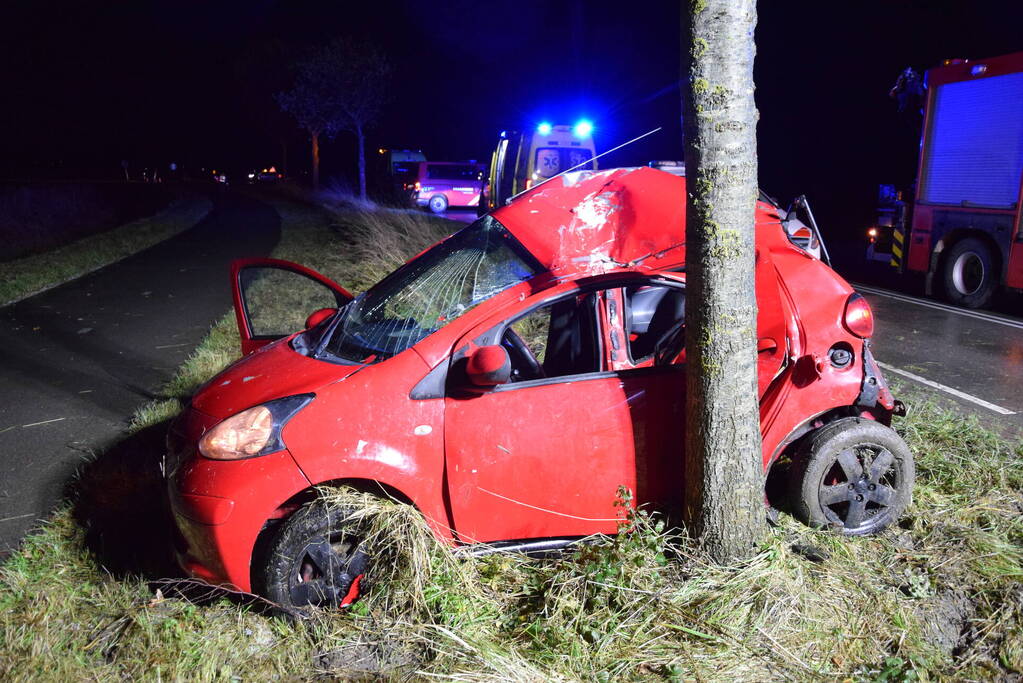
[681,0,765,562]
[277,39,390,195]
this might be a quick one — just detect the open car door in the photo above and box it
[231,258,353,355]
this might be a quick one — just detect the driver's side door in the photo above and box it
[230,258,353,354]
[443,285,638,544]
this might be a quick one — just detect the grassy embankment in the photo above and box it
[1,197,1021,681]
[0,198,212,307]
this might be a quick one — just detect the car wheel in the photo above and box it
[790,418,914,536]
[256,499,370,613]
[428,194,448,213]
[942,237,996,309]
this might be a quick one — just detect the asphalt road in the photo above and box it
[0,191,280,556]
[855,283,1023,437]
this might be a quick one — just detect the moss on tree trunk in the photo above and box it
[681,0,765,562]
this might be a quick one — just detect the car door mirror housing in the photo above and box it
[466,345,512,387]
[305,307,338,330]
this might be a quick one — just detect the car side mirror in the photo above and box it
[305,307,337,330]
[466,345,511,387]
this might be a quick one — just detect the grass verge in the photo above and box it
[0,198,212,307]
[1,198,1020,681]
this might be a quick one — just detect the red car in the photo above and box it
[166,167,913,610]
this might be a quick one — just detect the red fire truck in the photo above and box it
[867,51,1023,309]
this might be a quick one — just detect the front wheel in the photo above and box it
[256,500,369,613]
[790,418,914,536]
[941,237,996,309]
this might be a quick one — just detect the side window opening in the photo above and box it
[624,285,686,365]
[500,293,601,382]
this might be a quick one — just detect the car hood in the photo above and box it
[493,166,787,277]
[191,337,362,419]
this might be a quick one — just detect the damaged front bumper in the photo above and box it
[166,406,312,592]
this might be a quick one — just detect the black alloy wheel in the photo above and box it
[791,418,914,536]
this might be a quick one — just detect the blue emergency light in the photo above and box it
[573,120,593,138]
[537,122,553,135]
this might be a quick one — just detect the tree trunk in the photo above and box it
[681,0,765,563]
[311,131,320,191]
[357,125,367,201]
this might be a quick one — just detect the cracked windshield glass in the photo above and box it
[324,216,540,361]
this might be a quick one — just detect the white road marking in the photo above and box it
[0,512,37,524]
[21,417,67,428]
[877,361,1016,416]
[853,283,1023,330]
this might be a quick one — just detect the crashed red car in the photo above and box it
[166,166,914,610]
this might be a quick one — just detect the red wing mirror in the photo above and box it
[466,345,512,387]
[305,307,337,330]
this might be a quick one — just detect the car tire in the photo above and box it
[428,194,448,213]
[790,417,913,536]
[256,499,370,614]
[941,237,996,309]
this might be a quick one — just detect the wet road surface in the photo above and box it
[855,283,1023,436]
[0,192,280,555]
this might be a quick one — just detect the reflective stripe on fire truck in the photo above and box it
[889,224,905,272]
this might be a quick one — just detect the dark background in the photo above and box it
[2,0,1021,242]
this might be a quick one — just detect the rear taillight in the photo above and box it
[843,293,874,338]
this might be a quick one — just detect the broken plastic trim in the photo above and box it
[457,536,590,558]
[856,343,881,408]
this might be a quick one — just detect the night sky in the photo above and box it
[2,0,1022,239]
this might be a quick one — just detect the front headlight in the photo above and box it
[198,394,313,461]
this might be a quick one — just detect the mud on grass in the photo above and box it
[2,199,1022,680]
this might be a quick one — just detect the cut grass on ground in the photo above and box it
[1,198,1021,681]
[0,198,212,307]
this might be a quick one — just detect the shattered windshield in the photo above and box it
[322,215,542,362]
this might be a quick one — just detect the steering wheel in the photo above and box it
[502,328,544,381]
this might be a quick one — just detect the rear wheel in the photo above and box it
[257,499,369,614]
[428,194,448,213]
[790,418,914,536]
[942,238,996,309]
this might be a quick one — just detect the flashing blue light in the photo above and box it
[573,119,593,138]
[537,122,553,135]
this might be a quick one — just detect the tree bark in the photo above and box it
[311,131,320,191]
[357,125,367,201]
[681,0,765,563]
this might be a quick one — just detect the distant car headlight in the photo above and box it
[198,394,313,460]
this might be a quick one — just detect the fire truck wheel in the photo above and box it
[942,238,996,309]
[428,194,448,213]
[790,418,914,536]
[256,498,370,616]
